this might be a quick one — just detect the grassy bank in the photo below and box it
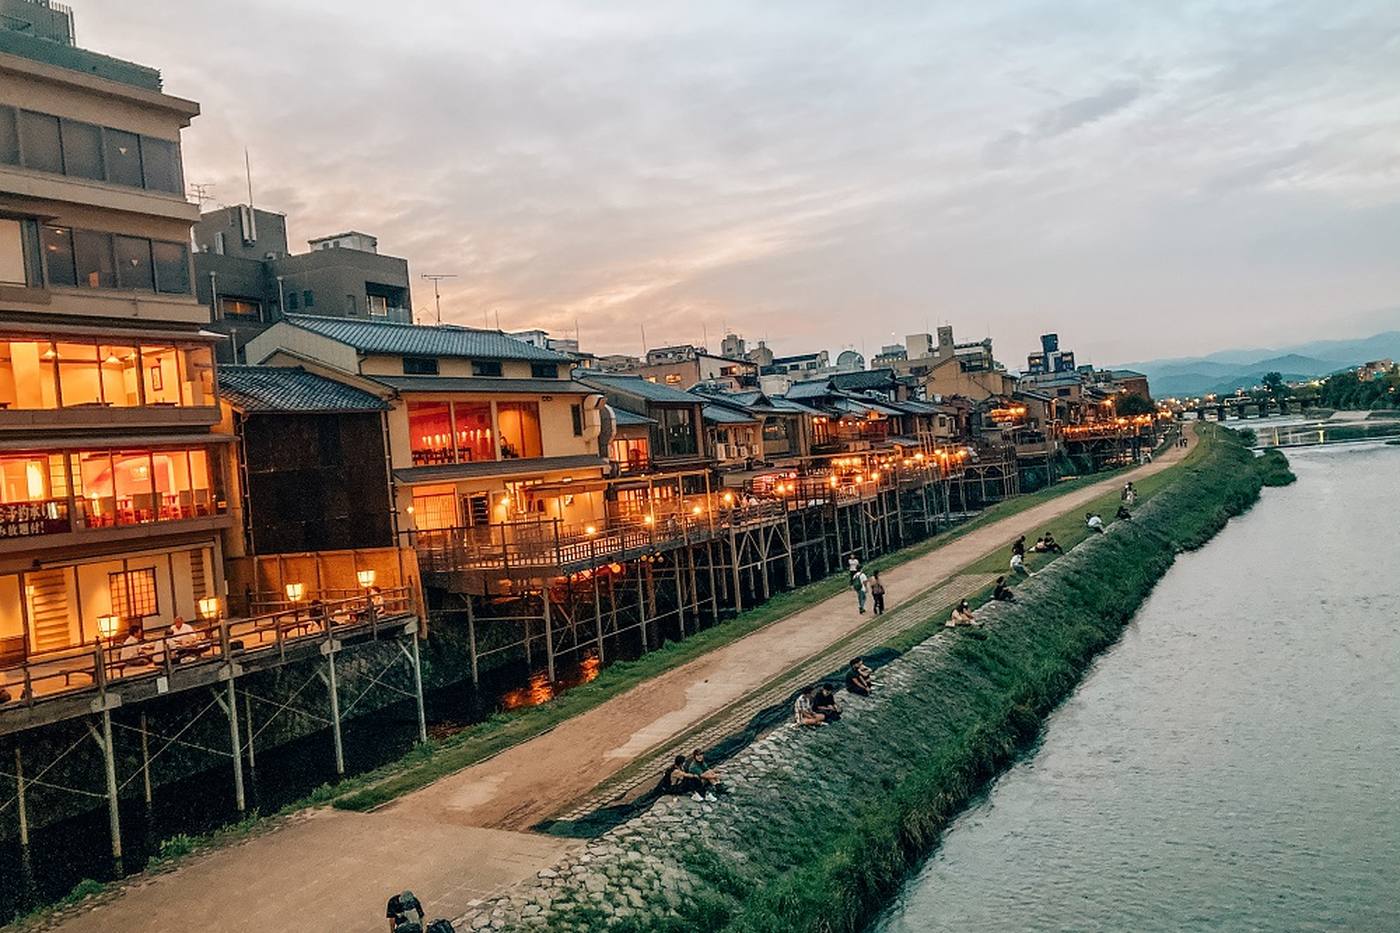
[619,425,1280,933]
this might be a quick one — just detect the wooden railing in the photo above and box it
[0,588,415,709]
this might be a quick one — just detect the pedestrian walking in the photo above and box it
[869,570,886,615]
[852,568,869,614]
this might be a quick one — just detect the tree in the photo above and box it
[1261,371,1290,398]
[1116,394,1154,416]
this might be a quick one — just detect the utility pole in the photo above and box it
[420,274,457,325]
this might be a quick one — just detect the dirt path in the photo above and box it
[38,432,1193,933]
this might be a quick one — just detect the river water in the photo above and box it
[874,440,1400,932]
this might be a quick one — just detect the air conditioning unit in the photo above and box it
[716,443,731,460]
[736,445,750,458]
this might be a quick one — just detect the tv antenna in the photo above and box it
[188,182,215,209]
[420,274,457,324]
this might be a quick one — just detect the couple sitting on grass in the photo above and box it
[794,680,845,726]
[665,748,723,801]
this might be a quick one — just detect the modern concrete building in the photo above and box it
[192,204,413,362]
[0,2,230,662]
[625,345,760,391]
[1024,332,1077,376]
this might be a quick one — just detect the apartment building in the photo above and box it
[0,5,229,663]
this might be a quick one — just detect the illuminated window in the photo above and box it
[411,492,457,530]
[71,447,217,527]
[220,297,261,320]
[0,218,40,287]
[452,402,494,462]
[55,342,102,406]
[109,568,158,619]
[496,402,542,459]
[408,402,454,465]
[142,346,180,404]
[609,437,650,471]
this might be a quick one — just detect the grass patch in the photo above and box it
[644,425,1281,933]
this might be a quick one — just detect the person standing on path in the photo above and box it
[869,570,886,615]
[852,568,869,614]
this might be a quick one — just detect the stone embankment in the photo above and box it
[453,427,1279,932]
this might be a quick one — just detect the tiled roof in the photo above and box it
[768,397,824,416]
[610,407,656,426]
[702,404,758,425]
[577,373,703,404]
[282,315,572,362]
[829,368,897,391]
[783,379,835,399]
[370,375,594,395]
[217,366,388,413]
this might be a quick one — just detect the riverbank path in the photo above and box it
[36,431,1196,933]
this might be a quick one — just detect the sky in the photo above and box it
[79,1,1400,365]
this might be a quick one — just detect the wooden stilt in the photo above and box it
[14,746,28,848]
[410,627,428,744]
[542,590,557,683]
[325,648,345,776]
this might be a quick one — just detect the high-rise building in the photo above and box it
[0,1,229,661]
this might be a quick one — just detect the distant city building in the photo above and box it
[872,343,907,367]
[720,332,746,359]
[1358,359,1396,380]
[745,339,774,369]
[626,345,759,391]
[1024,333,1076,376]
[192,205,413,362]
[508,328,580,356]
[835,349,865,372]
[769,350,829,375]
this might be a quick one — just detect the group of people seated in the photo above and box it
[793,657,875,729]
[1031,532,1063,554]
[664,747,724,801]
[118,616,204,666]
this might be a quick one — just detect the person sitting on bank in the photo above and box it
[686,748,721,800]
[812,683,842,722]
[947,600,978,627]
[386,890,424,932]
[794,685,826,726]
[665,754,706,800]
[1010,552,1032,577]
[1116,504,1133,520]
[993,576,1016,602]
[1086,512,1105,533]
[1033,532,1064,554]
[845,657,873,696]
[1012,535,1026,558]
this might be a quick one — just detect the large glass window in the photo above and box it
[113,450,156,524]
[152,240,190,294]
[99,345,141,407]
[74,451,115,527]
[0,108,17,165]
[115,235,154,291]
[72,447,216,528]
[103,129,143,187]
[408,402,454,466]
[0,454,70,538]
[180,346,215,407]
[55,342,102,406]
[142,346,181,405]
[42,225,76,287]
[59,119,104,180]
[452,402,494,462]
[497,402,542,459]
[610,437,650,471]
[0,219,27,286]
[0,341,58,409]
[74,229,116,288]
[19,111,62,173]
[656,408,697,457]
[140,137,182,193]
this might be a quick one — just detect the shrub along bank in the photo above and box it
[505,425,1286,933]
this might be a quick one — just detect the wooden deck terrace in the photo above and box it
[0,588,418,736]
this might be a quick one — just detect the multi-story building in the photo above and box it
[625,345,759,391]
[1024,332,1076,376]
[243,315,610,540]
[0,4,230,662]
[192,204,413,362]
[508,328,580,356]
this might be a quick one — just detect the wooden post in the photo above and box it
[541,591,557,684]
[410,627,428,744]
[466,595,479,685]
[591,562,606,664]
[728,524,743,615]
[325,647,345,777]
[223,678,246,812]
[99,710,122,860]
[14,746,28,848]
[139,711,153,805]
[635,563,649,651]
[687,546,701,630]
[244,693,257,772]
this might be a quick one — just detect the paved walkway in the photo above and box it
[35,433,1193,933]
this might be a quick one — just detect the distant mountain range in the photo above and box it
[1114,331,1400,399]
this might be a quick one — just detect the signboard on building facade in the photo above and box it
[0,502,71,539]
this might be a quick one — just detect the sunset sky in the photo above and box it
[83,1,1400,364]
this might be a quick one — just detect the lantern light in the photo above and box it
[356,569,377,589]
[285,582,306,602]
[585,525,598,536]
[197,596,221,620]
[97,614,119,640]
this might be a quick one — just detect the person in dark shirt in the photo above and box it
[1012,535,1026,558]
[845,657,873,696]
[992,576,1015,602]
[386,891,424,932]
[812,683,842,721]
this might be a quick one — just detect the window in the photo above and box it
[402,357,439,375]
[42,225,76,287]
[72,446,217,527]
[465,493,489,527]
[103,129,142,187]
[656,408,697,457]
[115,236,154,291]
[180,346,215,407]
[140,137,182,193]
[60,120,103,180]
[0,108,17,165]
[152,241,190,294]
[0,340,58,409]
[411,492,457,531]
[109,568,158,619]
[55,342,102,406]
[664,373,683,385]
[220,297,261,320]
[73,230,116,288]
[472,360,503,377]
[452,402,494,461]
[0,219,34,286]
[98,345,140,406]
[368,294,389,317]
[571,403,584,436]
[0,453,66,505]
[408,402,454,466]
[530,363,559,379]
[19,111,62,173]
[142,346,180,404]
[496,402,542,459]
[286,290,299,311]
[610,437,649,471]
[302,289,314,308]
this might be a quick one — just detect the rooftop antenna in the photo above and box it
[244,149,254,208]
[641,324,648,355]
[420,273,457,324]
[495,309,502,331]
[702,322,709,352]
[188,182,215,209]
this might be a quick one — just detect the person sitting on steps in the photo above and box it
[1010,551,1032,577]
[794,685,826,726]
[665,754,706,799]
[812,683,842,722]
[845,657,873,696]
[1116,504,1133,520]
[1033,532,1063,554]
[993,576,1016,602]
[1086,512,1105,533]
[386,891,424,933]
[685,748,722,800]
[947,599,978,627]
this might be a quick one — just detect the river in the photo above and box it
[874,440,1400,932]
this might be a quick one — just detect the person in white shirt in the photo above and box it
[167,617,199,657]
[1010,552,1032,577]
[847,554,861,577]
[852,569,869,614]
[794,686,826,726]
[1086,512,1105,533]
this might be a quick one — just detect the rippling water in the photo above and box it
[874,441,1400,932]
